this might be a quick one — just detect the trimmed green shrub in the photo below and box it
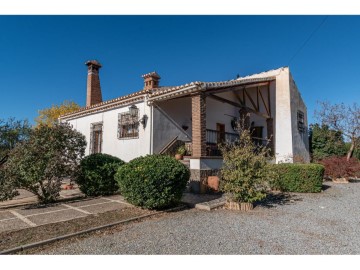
[76,153,125,196]
[115,154,190,209]
[270,163,324,193]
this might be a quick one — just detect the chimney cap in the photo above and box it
[141,71,160,79]
[85,60,102,68]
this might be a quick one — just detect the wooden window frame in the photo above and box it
[90,122,103,154]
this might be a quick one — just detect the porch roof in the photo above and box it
[147,75,276,102]
[60,67,283,120]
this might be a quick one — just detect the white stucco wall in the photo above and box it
[152,100,192,154]
[65,99,151,162]
[274,67,294,163]
[206,92,239,133]
[289,73,310,163]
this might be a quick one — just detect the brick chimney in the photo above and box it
[142,72,161,91]
[85,60,103,107]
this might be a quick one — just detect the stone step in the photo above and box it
[180,160,190,168]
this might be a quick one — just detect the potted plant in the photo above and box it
[175,145,186,160]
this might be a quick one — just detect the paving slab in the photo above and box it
[14,204,68,217]
[27,209,88,226]
[81,202,128,214]
[181,192,226,210]
[0,218,30,232]
[0,211,16,221]
[66,198,109,208]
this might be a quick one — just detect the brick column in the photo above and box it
[86,60,103,107]
[266,118,274,154]
[192,93,206,157]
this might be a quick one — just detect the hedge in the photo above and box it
[76,153,125,196]
[270,163,324,193]
[115,154,190,209]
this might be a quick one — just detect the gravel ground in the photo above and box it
[33,181,360,255]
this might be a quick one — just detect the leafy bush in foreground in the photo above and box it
[76,153,125,196]
[115,155,189,209]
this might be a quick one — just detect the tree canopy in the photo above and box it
[309,123,347,161]
[315,101,359,161]
[0,118,32,158]
[35,100,80,127]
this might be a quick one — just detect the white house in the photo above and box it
[60,60,310,192]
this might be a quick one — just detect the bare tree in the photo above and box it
[315,101,359,161]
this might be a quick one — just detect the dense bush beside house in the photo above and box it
[1,123,86,203]
[270,163,324,193]
[319,156,360,180]
[115,154,190,209]
[76,153,125,196]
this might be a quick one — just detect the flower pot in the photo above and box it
[207,176,220,192]
[175,154,183,160]
[225,201,254,211]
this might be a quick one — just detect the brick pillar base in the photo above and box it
[188,169,221,194]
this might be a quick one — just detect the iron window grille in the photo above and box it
[297,110,305,133]
[118,108,139,139]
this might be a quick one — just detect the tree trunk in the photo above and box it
[346,141,355,161]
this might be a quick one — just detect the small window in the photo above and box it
[90,122,103,154]
[297,110,305,133]
[118,108,139,139]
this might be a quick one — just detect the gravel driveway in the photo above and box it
[36,181,360,254]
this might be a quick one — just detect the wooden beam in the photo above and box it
[256,87,260,112]
[244,89,258,111]
[204,81,271,96]
[258,88,270,117]
[208,94,270,119]
[233,92,244,106]
[267,82,271,117]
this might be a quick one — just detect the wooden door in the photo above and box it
[216,123,225,143]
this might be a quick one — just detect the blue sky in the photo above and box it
[0,15,359,125]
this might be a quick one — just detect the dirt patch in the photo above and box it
[0,207,154,252]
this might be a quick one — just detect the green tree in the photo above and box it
[309,123,347,161]
[315,101,359,161]
[1,122,86,203]
[0,118,32,158]
[219,115,271,204]
[35,100,80,127]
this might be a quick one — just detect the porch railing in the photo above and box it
[185,129,269,156]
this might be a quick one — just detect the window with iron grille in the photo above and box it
[118,109,139,139]
[90,122,103,154]
[297,110,305,133]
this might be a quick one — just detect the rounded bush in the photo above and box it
[115,154,190,209]
[270,163,324,193]
[76,153,125,196]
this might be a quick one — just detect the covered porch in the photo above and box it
[149,77,275,158]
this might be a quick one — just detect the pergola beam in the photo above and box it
[208,94,270,119]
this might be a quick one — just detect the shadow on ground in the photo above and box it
[256,192,303,208]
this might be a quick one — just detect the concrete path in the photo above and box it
[0,194,133,233]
